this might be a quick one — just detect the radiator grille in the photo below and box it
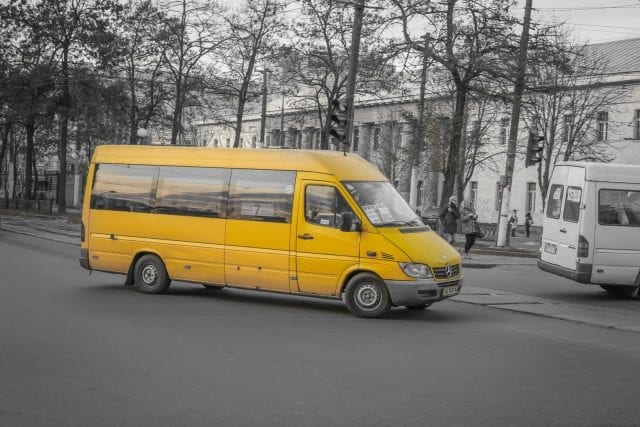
[432,263,460,279]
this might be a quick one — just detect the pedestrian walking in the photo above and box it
[508,209,519,237]
[439,195,460,244]
[525,211,533,237]
[460,199,478,258]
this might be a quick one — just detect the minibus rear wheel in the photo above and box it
[344,273,391,318]
[134,254,171,294]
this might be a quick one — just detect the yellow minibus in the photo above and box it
[79,145,462,318]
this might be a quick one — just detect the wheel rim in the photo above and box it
[355,283,381,311]
[141,264,158,286]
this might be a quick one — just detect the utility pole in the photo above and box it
[496,0,534,247]
[410,32,430,210]
[259,67,271,148]
[343,0,365,149]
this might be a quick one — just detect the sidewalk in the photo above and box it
[0,210,540,260]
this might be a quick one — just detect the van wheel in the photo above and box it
[600,285,640,299]
[134,254,171,294]
[405,303,432,311]
[344,273,391,318]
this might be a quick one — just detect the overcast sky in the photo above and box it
[530,0,640,43]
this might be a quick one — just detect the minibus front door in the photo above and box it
[295,182,360,297]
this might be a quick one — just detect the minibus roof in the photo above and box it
[91,145,387,181]
[555,161,640,184]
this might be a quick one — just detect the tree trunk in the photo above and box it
[170,80,183,145]
[440,86,467,208]
[25,120,35,200]
[58,48,70,213]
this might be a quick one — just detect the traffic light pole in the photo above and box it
[496,0,533,247]
[343,0,365,150]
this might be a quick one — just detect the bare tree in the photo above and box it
[287,0,396,149]
[391,0,520,208]
[157,0,228,145]
[522,35,629,205]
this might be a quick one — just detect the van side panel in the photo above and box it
[591,182,640,285]
[88,211,226,284]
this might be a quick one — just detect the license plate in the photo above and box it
[442,285,460,297]
[544,243,557,254]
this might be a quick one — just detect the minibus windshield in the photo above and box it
[343,181,422,227]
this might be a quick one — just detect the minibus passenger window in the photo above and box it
[563,186,582,223]
[90,164,158,212]
[155,166,230,217]
[305,185,355,229]
[546,185,564,219]
[227,170,296,223]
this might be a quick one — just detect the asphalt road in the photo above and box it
[1,231,640,426]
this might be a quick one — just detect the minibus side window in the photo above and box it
[90,164,158,212]
[563,186,582,223]
[227,169,296,223]
[155,166,230,218]
[546,184,564,219]
[305,185,355,229]
[598,189,640,226]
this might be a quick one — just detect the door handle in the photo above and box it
[559,228,567,233]
[297,233,314,240]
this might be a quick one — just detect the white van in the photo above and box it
[538,162,640,298]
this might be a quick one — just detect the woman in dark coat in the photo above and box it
[439,195,460,244]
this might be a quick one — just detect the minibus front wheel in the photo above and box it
[344,273,391,318]
[134,254,171,294]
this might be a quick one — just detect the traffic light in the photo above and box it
[329,98,349,145]
[525,132,545,167]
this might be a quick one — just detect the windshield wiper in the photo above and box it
[376,219,423,227]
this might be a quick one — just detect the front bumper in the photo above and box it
[385,277,463,306]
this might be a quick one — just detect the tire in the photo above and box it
[133,254,171,294]
[600,284,640,299]
[405,303,432,311]
[344,273,391,318]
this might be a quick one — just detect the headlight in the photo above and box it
[399,263,432,279]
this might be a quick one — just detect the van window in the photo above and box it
[156,166,230,217]
[91,164,158,212]
[563,186,582,223]
[546,184,564,219]
[228,169,295,223]
[598,189,640,226]
[305,185,354,228]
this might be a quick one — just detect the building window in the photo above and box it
[526,182,536,213]
[495,182,503,211]
[226,138,231,147]
[353,129,359,152]
[252,135,257,147]
[470,181,478,208]
[596,112,608,141]
[499,117,509,145]
[373,127,380,150]
[634,110,640,140]
[417,180,424,207]
[563,114,574,142]
[214,139,218,147]
[266,135,271,146]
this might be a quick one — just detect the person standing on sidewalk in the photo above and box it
[460,199,478,258]
[525,211,533,237]
[439,195,460,244]
[508,209,519,237]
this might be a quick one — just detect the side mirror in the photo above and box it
[339,212,361,232]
